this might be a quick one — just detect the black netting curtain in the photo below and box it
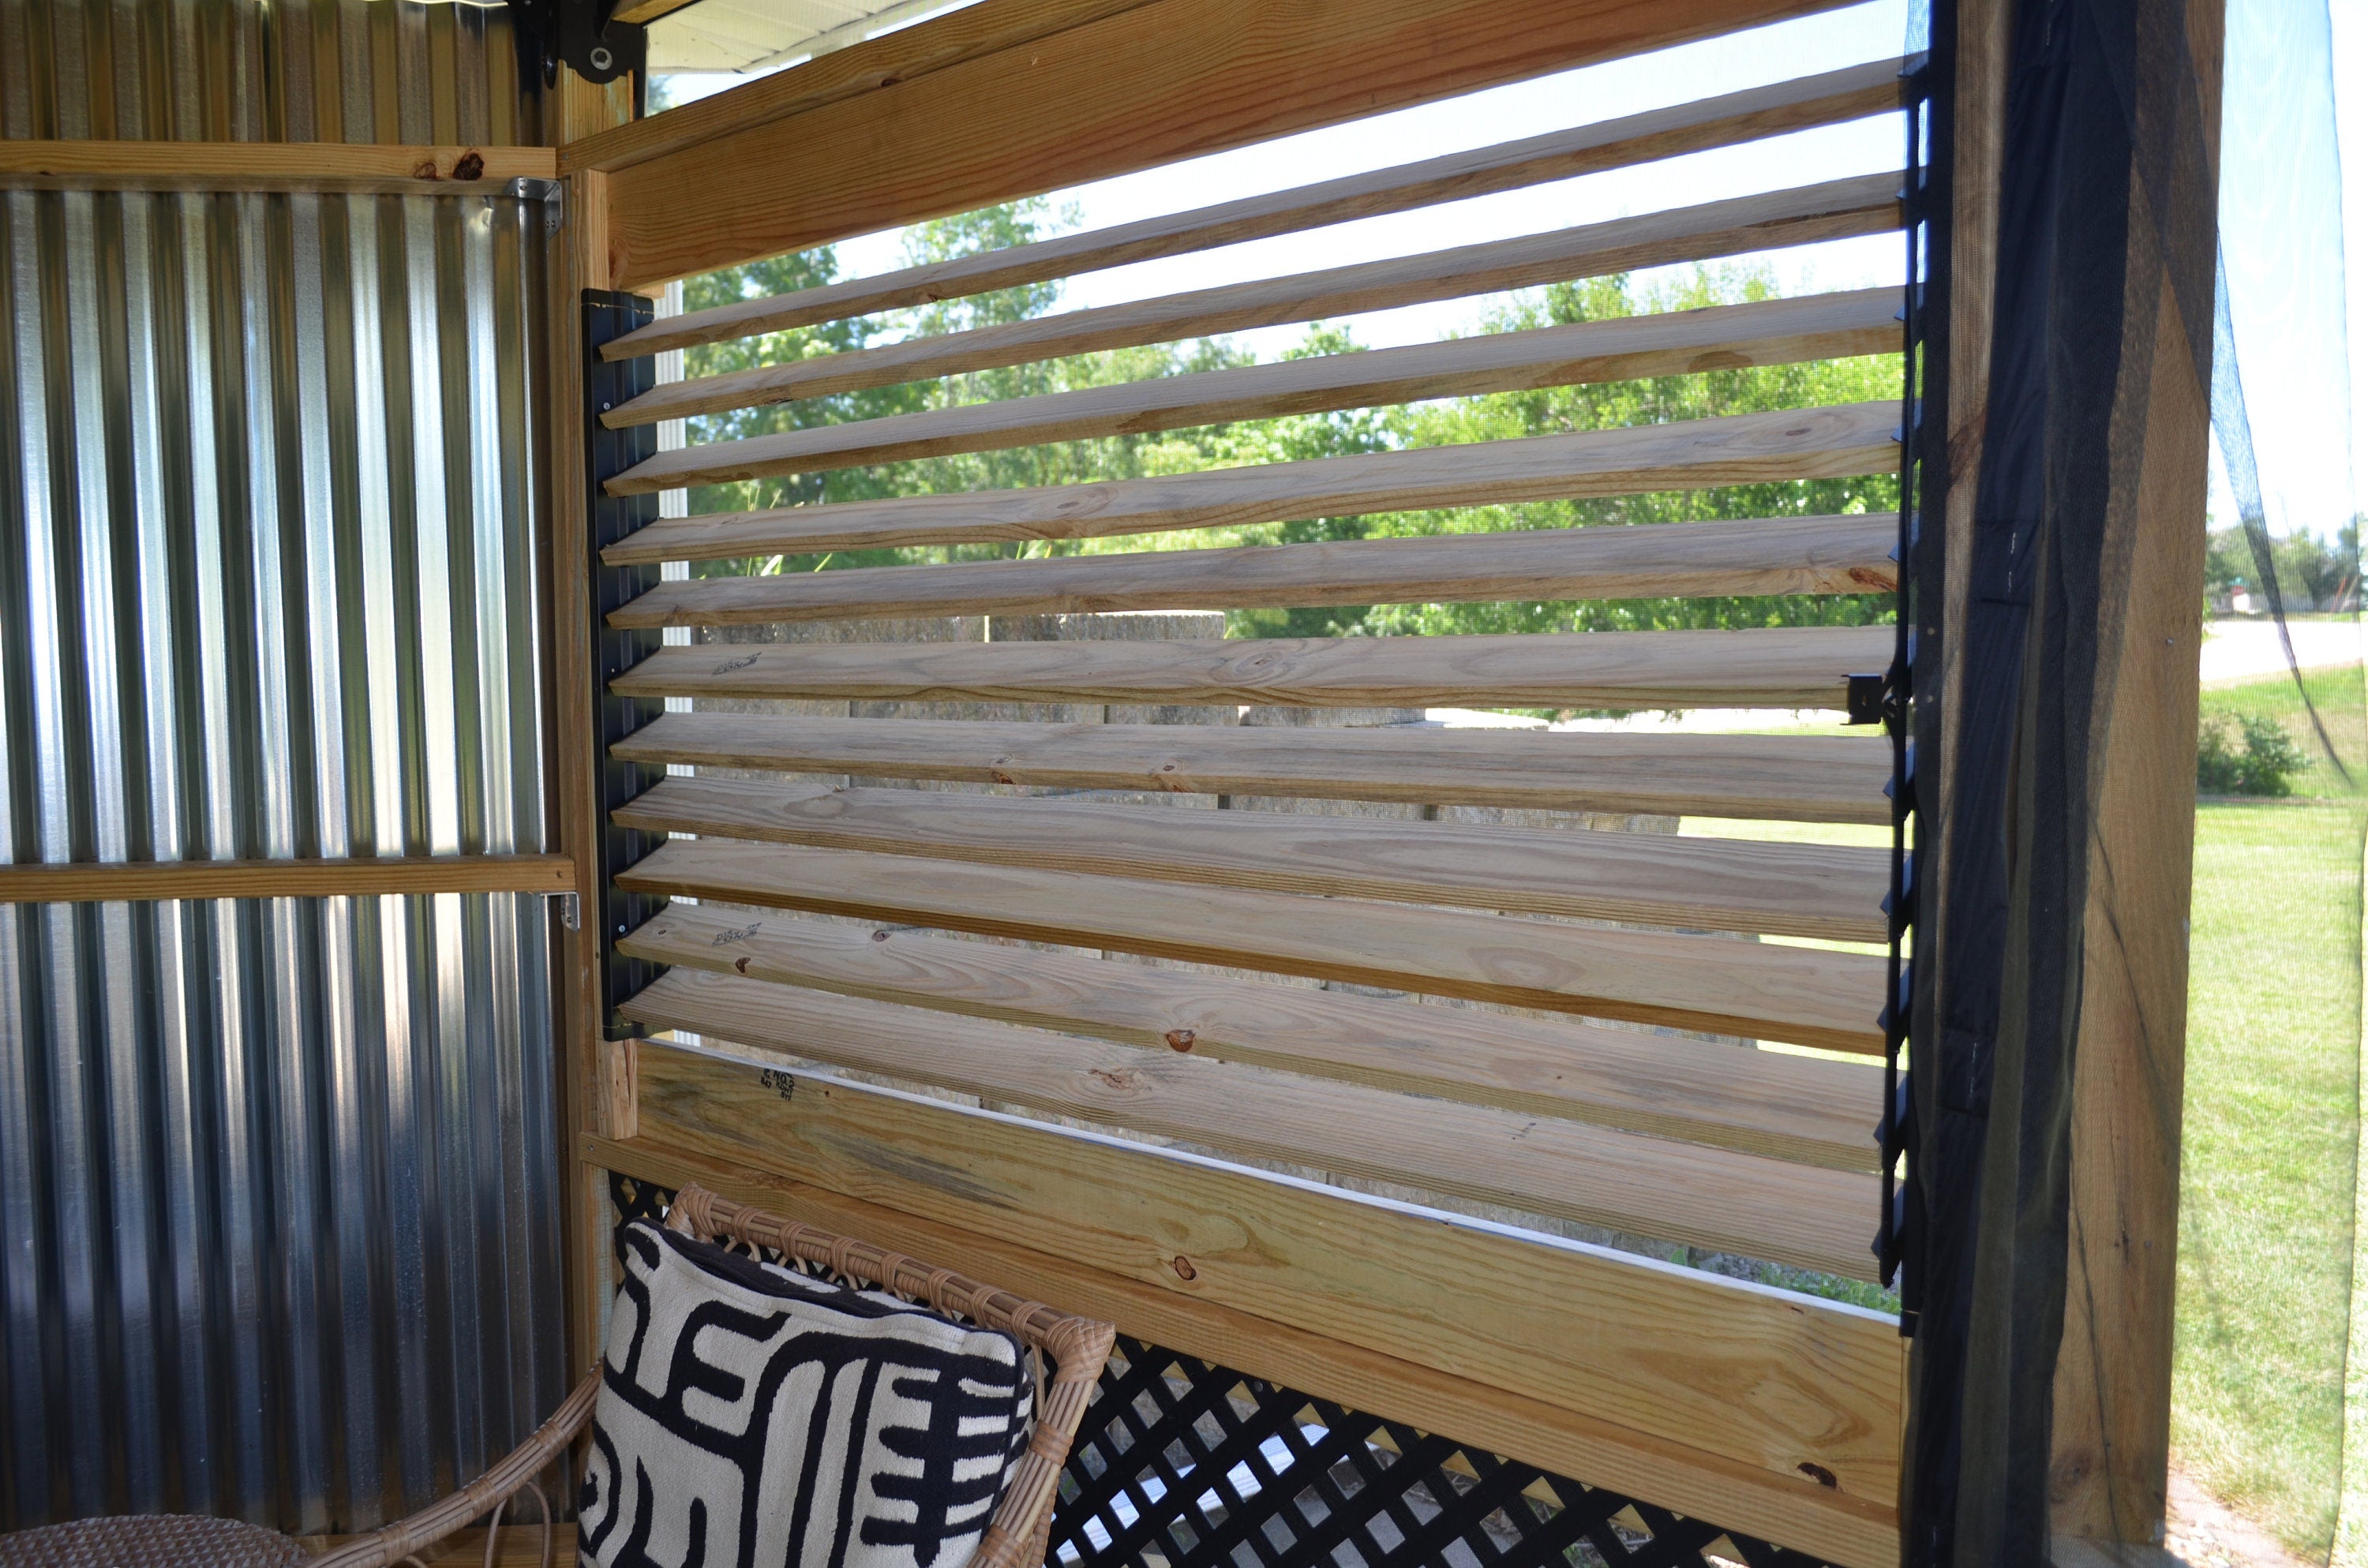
[1899,0,2227,1561]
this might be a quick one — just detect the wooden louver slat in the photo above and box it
[611,513,1899,628]
[599,402,1902,567]
[616,901,1883,1169]
[596,59,1907,359]
[605,289,1904,495]
[618,966,1883,1280]
[603,174,1902,428]
[611,775,1888,940]
[609,712,1895,824]
[613,839,1888,1051]
[610,625,1896,710]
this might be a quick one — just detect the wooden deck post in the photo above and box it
[546,71,639,1383]
[2046,0,2225,1547]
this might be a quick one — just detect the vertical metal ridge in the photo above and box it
[0,0,564,1533]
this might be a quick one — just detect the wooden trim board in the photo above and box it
[0,140,558,193]
[0,853,575,904]
[591,1132,1902,1567]
[621,1042,1905,1506]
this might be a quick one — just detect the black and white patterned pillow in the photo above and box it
[580,1220,1034,1568]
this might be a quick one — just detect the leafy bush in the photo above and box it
[2197,714,2312,796]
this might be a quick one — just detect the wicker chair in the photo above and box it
[309,1181,1117,1568]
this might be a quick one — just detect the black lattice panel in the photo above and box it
[1048,1339,1835,1568]
[605,1185,1834,1568]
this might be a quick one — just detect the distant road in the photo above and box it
[2201,618,2361,687]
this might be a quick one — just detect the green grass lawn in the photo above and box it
[2176,665,2365,1560]
[2180,792,2362,1557]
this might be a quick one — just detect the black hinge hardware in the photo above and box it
[583,290,668,1038]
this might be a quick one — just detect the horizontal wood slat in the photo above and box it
[608,290,1901,496]
[610,712,1894,823]
[593,1133,1901,1568]
[605,175,1901,425]
[619,966,1882,1278]
[624,1043,1907,1510]
[600,62,1905,358]
[601,402,1902,566]
[598,0,1868,291]
[0,854,576,904]
[611,775,1888,939]
[610,625,1895,710]
[0,140,557,193]
[612,513,1900,628]
[616,901,1883,1168]
[613,839,1887,1050]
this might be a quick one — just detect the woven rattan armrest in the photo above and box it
[307,1372,597,1568]
[305,1182,1112,1568]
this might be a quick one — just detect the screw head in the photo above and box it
[589,43,615,71]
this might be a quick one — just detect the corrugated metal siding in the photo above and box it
[0,0,568,1535]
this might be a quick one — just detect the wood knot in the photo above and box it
[733,956,751,974]
[410,158,440,180]
[871,929,890,942]
[1797,1462,1838,1489]
[451,150,485,181]
[1163,1029,1196,1053]
[1171,1256,1197,1281]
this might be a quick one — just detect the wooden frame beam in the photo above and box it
[599,61,1906,358]
[594,1131,1901,1567]
[0,854,575,904]
[620,1041,1905,1545]
[587,0,1865,290]
[0,140,557,193]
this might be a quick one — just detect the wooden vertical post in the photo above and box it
[2047,0,2224,1547]
[545,69,638,1379]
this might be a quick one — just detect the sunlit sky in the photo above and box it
[658,0,2363,542]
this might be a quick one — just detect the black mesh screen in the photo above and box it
[606,1179,1838,1568]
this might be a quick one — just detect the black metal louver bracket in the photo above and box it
[1872,49,1945,1330]
[583,290,669,1038]
[511,0,647,92]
